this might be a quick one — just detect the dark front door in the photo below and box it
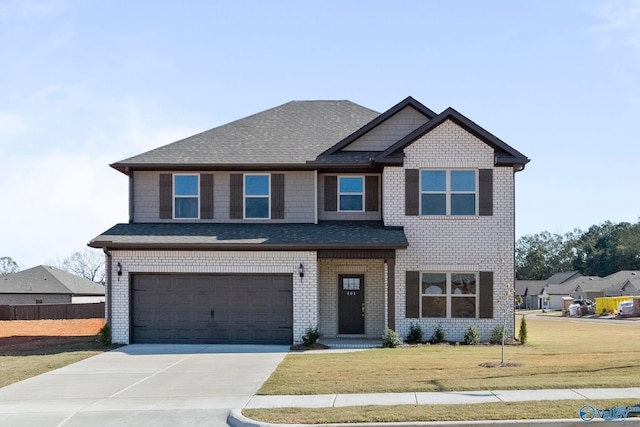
[338,275,365,334]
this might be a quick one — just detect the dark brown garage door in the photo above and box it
[131,274,293,344]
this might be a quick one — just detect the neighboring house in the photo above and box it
[89,97,529,345]
[0,265,105,305]
[601,271,640,297]
[514,280,545,309]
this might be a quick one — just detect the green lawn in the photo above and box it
[0,340,115,389]
[258,316,640,395]
[247,316,640,423]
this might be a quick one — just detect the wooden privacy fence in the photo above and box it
[0,302,104,321]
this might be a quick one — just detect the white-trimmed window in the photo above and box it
[421,272,477,318]
[244,174,270,219]
[174,174,199,219]
[338,176,364,211]
[420,170,476,216]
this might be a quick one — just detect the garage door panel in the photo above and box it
[131,274,293,344]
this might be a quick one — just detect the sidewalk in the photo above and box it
[229,388,640,426]
[244,387,640,409]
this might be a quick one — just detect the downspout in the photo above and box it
[128,168,134,223]
[103,248,112,327]
[314,170,318,225]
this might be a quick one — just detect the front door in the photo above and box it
[338,275,365,334]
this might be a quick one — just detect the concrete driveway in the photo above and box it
[0,344,289,427]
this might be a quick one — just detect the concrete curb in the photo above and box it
[227,410,601,427]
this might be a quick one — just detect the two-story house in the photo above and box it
[89,97,529,345]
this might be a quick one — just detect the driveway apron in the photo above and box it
[0,344,289,427]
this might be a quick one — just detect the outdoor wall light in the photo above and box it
[116,262,122,276]
[298,263,304,278]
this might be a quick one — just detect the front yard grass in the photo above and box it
[258,317,640,395]
[0,340,115,389]
[249,317,640,423]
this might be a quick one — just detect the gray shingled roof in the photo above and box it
[514,280,545,296]
[0,265,105,295]
[89,222,408,250]
[112,101,380,172]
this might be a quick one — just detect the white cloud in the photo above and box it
[0,149,127,269]
[595,0,640,49]
[0,109,202,270]
[0,112,29,137]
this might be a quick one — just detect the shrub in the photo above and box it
[302,326,321,345]
[430,324,448,344]
[406,323,424,344]
[96,323,111,346]
[519,315,528,344]
[464,326,480,345]
[381,328,402,348]
[490,324,505,345]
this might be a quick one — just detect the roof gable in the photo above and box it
[375,107,530,168]
[317,97,437,157]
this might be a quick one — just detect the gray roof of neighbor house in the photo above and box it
[545,271,582,285]
[514,280,545,296]
[111,101,380,173]
[89,222,408,250]
[0,265,105,296]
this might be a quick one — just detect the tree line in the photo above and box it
[516,220,640,280]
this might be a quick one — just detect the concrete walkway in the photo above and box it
[244,387,640,408]
[230,388,640,426]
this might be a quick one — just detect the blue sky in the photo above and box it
[1,0,639,269]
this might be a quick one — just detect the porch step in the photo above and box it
[319,339,381,349]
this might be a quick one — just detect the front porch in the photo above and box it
[316,250,396,341]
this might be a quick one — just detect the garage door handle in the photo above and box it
[210,310,214,320]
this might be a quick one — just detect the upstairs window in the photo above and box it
[174,175,199,219]
[245,174,270,219]
[338,176,364,211]
[420,170,476,216]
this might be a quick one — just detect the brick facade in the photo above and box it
[384,119,516,342]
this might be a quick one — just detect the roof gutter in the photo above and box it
[89,242,409,251]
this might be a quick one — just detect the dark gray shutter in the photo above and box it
[405,271,420,319]
[365,176,379,212]
[159,174,173,219]
[324,176,337,212]
[271,173,285,219]
[479,271,494,319]
[200,174,214,219]
[405,169,419,216]
[230,174,243,219]
[479,169,493,216]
